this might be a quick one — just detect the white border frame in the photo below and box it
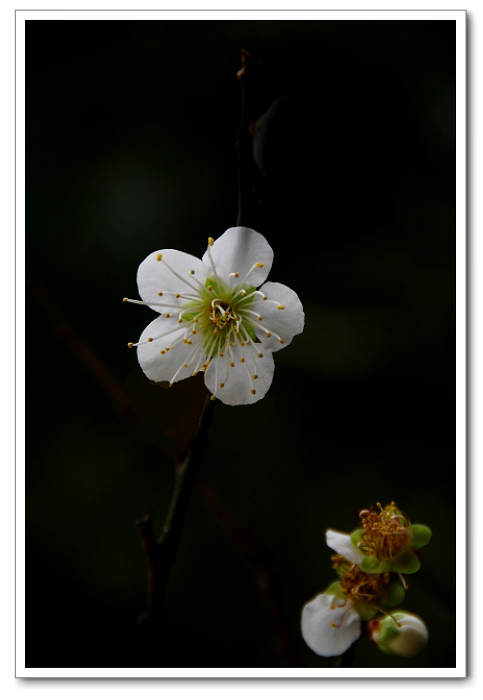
[15,7,466,680]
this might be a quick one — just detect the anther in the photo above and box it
[160,350,165,354]
[258,353,263,358]
[255,263,264,268]
[192,330,197,334]
[240,358,245,363]
[175,293,180,298]
[148,337,153,342]
[157,253,163,261]
[127,342,134,348]
[219,352,224,357]
[207,285,213,291]
[210,395,216,400]
[165,313,170,318]
[220,383,225,388]
[279,339,285,344]
[252,374,258,379]
[251,389,256,395]
[189,270,195,275]
[277,305,285,309]
[208,237,214,246]
[158,292,163,296]
[123,297,128,302]
[230,362,235,367]
[266,332,271,338]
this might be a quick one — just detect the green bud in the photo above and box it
[371,612,428,657]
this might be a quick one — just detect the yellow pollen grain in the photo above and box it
[251,389,256,395]
[255,263,264,268]
[277,305,285,309]
[208,237,214,246]
[157,253,162,261]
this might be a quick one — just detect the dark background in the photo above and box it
[25,18,456,670]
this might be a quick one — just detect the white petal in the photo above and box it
[389,614,428,657]
[204,341,274,405]
[326,529,365,565]
[252,281,304,353]
[137,316,206,384]
[301,593,361,657]
[204,227,273,288]
[137,249,209,311]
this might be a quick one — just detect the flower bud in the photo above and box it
[369,612,428,657]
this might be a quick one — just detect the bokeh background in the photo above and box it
[25,18,456,670]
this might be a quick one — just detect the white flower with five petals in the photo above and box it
[125,227,304,405]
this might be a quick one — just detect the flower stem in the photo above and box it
[137,394,217,627]
[236,49,262,227]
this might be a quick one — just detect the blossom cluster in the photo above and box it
[301,502,431,658]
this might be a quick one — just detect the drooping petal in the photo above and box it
[137,249,210,311]
[252,281,305,353]
[301,593,361,657]
[137,316,206,384]
[326,529,365,565]
[204,341,274,405]
[204,227,273,288]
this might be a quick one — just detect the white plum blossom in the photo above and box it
[125,227,304,405]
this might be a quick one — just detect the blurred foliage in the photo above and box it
[26,19,456,669]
